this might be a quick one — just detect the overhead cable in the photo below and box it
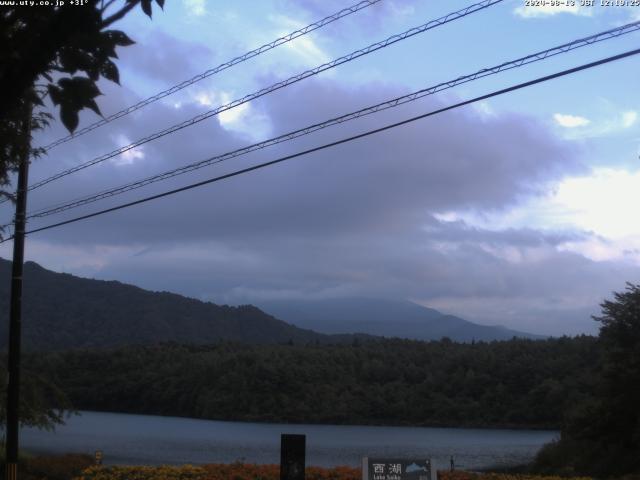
[40,0,384,152]
[23,20,640,220]
[2,47,635,242]
[21,0,504,194]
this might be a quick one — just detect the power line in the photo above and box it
[40,0,383,152]
[22,20,640,221]
[3,47,636,243]
[21,0,504,194]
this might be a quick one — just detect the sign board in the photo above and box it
[280,434,305,480]
[362,458,435,480]
[94,450,103,465]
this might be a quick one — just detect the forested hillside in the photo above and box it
[0,259,540,351]
[26,336,598,429]
[0,259,360,349]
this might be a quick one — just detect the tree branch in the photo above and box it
[101,0,119,14]
[101,0,139,28]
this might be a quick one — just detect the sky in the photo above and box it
[1,0,640,336]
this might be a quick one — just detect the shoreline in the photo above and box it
[61,409,561,433]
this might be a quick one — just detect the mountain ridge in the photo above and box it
[0,258,540,350]
[255,297,543,341]
[0,258,357,350]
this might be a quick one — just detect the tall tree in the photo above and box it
[0,0,164,201]
[0,361,72,431]
[589,283,640,474]
[535,283,640,477]
[0,3,166,475]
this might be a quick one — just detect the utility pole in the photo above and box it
[5,102,32,480]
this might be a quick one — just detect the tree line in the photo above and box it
[21,336,598,429]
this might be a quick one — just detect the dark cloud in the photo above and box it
[79,216,638,335]
[421,217,589,247]
[19,78,581,245]
[4,55,636,336]
[117,30,216,86]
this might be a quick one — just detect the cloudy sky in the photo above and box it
[2,0,639,335]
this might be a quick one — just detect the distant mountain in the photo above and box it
[256,297,543,342]
[0,258,363,351]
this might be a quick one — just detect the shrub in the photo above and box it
[73,464,207,480]
[71,463,361,480]
[21,454,94,480]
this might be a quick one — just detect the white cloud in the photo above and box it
[389,2,415,17]
[475,101,496,118]
[194,92,213,107]
[556,109,638,138]
[549,168,640,238]
[558,236,640,263]
[111,134,145,165]
[268,14,330,66]
[183,0,206,17]
[440,167,640,263]
[624,5,640,21]
[190,90,250,125]
[554,113,590,128]
[286,35,331,65]
[189,89,270,140]
[216,91,251,126]
[514,4,592,18]
[622,110,638,128]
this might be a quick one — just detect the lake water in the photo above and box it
[20,411,558,469]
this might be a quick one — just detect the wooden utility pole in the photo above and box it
[5,102,32,480]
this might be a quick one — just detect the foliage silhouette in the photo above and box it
[0,0,164,201]
[26,336,598,429]
[534,284,640,476]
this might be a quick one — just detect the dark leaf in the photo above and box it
[58,76,102,103]
[97,32,119,58]
[47,85,63,106]
[86,99,101,116]
[156,0,165,8]
[55,76,103,131]
[60,105,79,133]
[58,48,84,75]
[84,64,101,81]
[30,146,48,159]
[104,30,135,47]
[100,60,120,85]
[141,0,152,18]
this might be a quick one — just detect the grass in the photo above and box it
[0,451,612,480]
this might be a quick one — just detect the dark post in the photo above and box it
[5,103,32,480]
[280,434,305,480]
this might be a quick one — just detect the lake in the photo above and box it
[20,411,557,469]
